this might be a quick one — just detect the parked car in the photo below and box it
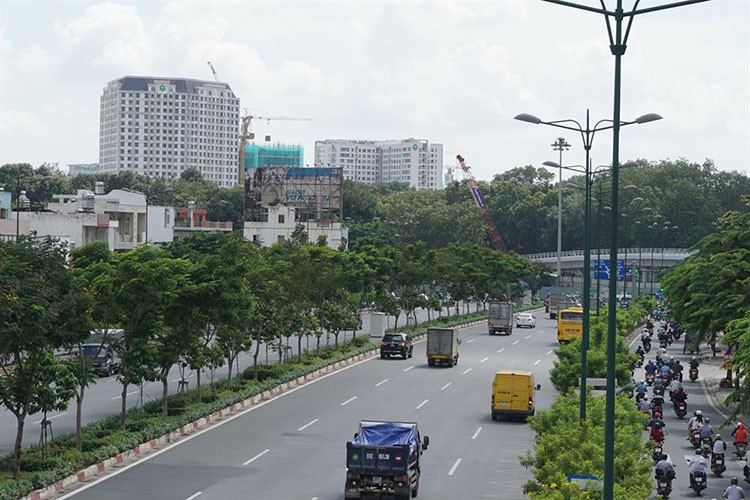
[380,333,413,359]
[515,313,536,328]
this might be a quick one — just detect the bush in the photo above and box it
[0,479,33,500]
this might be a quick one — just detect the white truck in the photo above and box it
[426,328,460,367]
[488,302,513,335]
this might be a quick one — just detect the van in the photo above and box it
[81,343,121,377]
[491,370,540,421]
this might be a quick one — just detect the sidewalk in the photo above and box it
[692,343,742,423]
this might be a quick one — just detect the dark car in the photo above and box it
[380,333,413,359]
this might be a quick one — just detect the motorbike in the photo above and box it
[652,443,664,463]
[675,401,687,419]
[691,470,707,495]
[652,406,663,420]
[701,437,712,458]
[711,453,726,477]
[655,470,673,498]
[735,441,748,459]
[635,392,646,403]
[691,428,703,448]
[644,341,651,353]
[689,366,699,381]
[646,372,655,386]
[637,355,644,368]
[653,384,665,397]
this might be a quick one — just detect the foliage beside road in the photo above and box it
[662,194,750,419]
[549,298,654,393]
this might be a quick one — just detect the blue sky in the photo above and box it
[1,0,748,182]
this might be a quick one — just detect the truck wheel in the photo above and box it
[380,353,386,359]
[428,359,434,367]
[412,479,419,498]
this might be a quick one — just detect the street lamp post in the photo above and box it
[517,109,659,422]
[551,137,570,286]
[540,0,708,497]
[598,203,612,315]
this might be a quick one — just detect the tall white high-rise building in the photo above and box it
[99,76,241,188]
[315,138,443,189]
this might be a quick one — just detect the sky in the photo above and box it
[1,0,748,183]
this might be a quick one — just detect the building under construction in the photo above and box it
[243,146,345,248]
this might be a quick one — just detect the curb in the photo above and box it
[22,312,518,499]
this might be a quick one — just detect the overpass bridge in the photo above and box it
[524,247,695,296]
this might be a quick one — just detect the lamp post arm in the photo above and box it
[631,0,709,16]
[542,0,611,15]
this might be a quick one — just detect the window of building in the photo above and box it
[278,214,285,224]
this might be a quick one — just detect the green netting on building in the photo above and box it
[244,144,303,168]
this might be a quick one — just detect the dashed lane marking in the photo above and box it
[481,357,490,363]
[472,427,482,440]
[340,396,357,406]
[297,419,319,432]
[375,379,389,387]
[416,399,429,410]
[441,382,452,390]
[462,368,472,375]
[448,458,462,476]
[242,449,270,466]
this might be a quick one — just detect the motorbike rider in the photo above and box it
[659,362,673,380]
[691,356,702,370]
[651,393,666,413]
[702,417,716,448]
[648,418,666,443]
[656,346,668,363]
[673,387,688,409]
[655,453,676,488]
[638,395,651,413]
[690,448,709,488]
[668,378,684,398]
[635,380,648,399]
[673,360,684,382]
[688,410,704,440]
[645,359,658,376]
[641,330,652,347]
[733,422,748,446]
[724,477,746,500]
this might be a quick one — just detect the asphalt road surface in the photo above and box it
[632,329,745,499]
[57,312,555,500]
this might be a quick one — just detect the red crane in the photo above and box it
[455,155,507,253]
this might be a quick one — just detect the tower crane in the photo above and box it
[207,61,219,82]
[455,154,507,253]
[238,114,313,185]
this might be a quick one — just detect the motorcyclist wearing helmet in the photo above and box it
[689,448,709,488]
[645,359,657,375]
[673,360,684,381]
[724,477,746,500]
[673,387,688,409]
[655,453,676,487]
[701,417,716,440]
[733,422,748,445]
[691,356,702,369]
[688,410,704,440]
[637,395,651,413]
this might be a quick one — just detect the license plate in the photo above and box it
[499,402,507,407]
[372,476,381,483]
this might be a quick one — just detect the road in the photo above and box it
[57,313,555,500]
[632,329,744,499]
[0,306,477,457]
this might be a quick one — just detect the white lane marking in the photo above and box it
[416,399,429,410]
[340,396,357,406]
[537,330,545,333]
[471,427,482,440]
[467,339,476,343]
[111,391,137,400]
[186,493,202,500]
[512,340,519,346]
[56,348,384,499]
[242,448,270,466]
[298,418,319,432]
[525,334,532,339]
[375,379,389,387]
[403,365,415,372]
[33,412,68,425]
[497,348,505,353]
[171,373,194,383]
[480,357,490,363]
[462,368,472,375]
[311,498,318,500]
[546,350,553,356]
[534,359,541,366]
[448,457,463,476]
[441,382,452,390]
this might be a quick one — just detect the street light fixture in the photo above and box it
[537,1,707,495]
[516,109,660,422]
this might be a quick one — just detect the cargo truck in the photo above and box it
[548,293,569,319]
[488,302,513,335]
[426,327,460,367]
[345,420,429,500]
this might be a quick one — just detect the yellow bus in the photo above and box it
[557,306,583,343]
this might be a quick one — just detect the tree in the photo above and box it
[0,237,77,478]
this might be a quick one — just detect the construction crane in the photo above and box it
[238,114,313,185]
[207,61,219,82]
[455,154,507,253]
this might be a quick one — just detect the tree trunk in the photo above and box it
[12,412,25,479]
[196,369,202,403]
[120,379,129,430]
[227,351,234,383]
[316,336,321,351]
[252,332,261,380]
[334,331,340,346]
[161,366,171,416]
[75,384,84,452]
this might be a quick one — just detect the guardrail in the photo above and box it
[525,248,695,261]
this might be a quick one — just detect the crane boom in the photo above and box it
[456,154,507,253]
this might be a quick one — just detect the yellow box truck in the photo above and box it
[491,371,540,421]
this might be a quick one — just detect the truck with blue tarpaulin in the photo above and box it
[345,420,429,499]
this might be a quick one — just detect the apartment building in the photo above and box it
[99,76,240,187]
[314,138,443,189]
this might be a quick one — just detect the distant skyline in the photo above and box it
[1,1,748,182]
